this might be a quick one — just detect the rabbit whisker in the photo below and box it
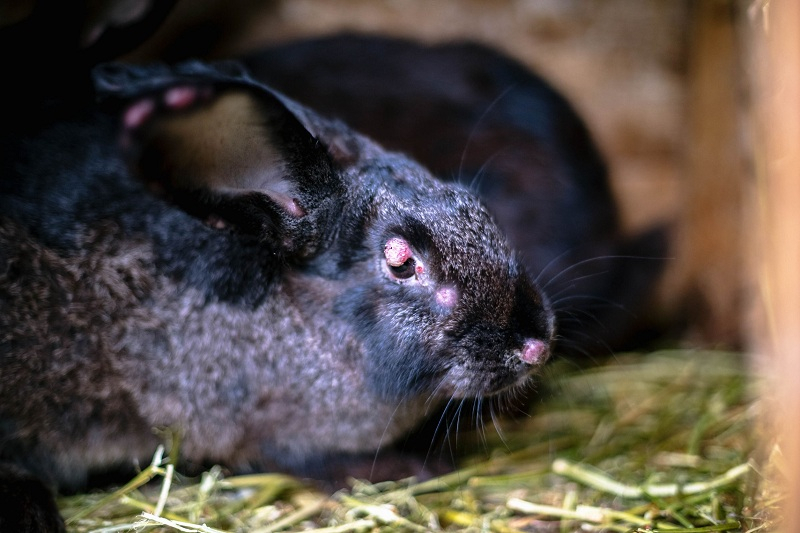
[464,149,505,193]
[540,253,666,292]
[423,393,461,472]
[541,270,612,300]
[489,402,509,450]
[370,393,411,480]
[550,293,631,313]
[456,84,517,185]
[475,396,489,452]
[533,247,580,286]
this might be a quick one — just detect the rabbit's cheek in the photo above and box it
[434,286,458,309]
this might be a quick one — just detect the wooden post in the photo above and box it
[748,0,800,527]
[665,0,744,346]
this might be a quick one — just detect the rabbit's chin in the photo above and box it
[433,365,534,399]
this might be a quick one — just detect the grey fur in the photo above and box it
[0,61,554,506]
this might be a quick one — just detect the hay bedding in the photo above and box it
[59,350,779,532]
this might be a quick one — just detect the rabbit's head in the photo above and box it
[95,61,555,405]
[328,155,554,401]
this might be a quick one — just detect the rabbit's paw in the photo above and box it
[0,464,65,533]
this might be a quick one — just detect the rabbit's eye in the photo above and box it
[389,258,416,280]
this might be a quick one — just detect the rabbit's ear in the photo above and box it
[120,77,343,257]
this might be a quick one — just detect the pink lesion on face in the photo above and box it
[384,237,413,267]
[435,286,458,308]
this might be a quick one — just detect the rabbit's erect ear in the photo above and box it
[106,63,344,257]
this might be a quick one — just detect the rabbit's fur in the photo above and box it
[0,60,554,530]
[244,35,668,357]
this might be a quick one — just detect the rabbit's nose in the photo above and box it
[519,338,549,366]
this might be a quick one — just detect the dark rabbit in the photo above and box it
[243,34,667,356]
[0,61,554,530]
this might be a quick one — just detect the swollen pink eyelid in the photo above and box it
[384,237,413,267]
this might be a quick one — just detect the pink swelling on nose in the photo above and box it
[520,339,548,365]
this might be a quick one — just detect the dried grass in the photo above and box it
[59,350,782,532]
